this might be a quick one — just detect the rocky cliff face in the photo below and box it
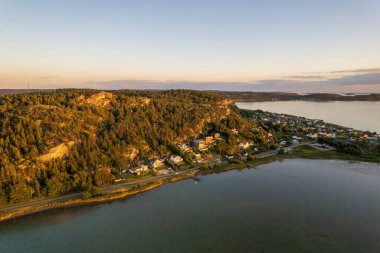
[79,91,115,106]
[39,141,75,162]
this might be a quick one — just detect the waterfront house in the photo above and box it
[170,155,184,164]
[156,168,171,175]
[149,158,165,169]
[128,165,149,175]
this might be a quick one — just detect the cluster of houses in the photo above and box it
[185,132,257,158]
[123,154,184,176]
[121,112,379,178]
[123,133,224,176]
[252,111,324,133]
[251,110,380,148]
[191,132,221,152]
[177,133,223,163]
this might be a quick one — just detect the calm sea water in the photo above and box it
[237,101,380,133]
[1,159,380,253]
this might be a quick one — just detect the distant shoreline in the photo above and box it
[1,89,380,101]
[215,91,380,102]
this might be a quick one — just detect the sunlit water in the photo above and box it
[1,159,380,253]
[237,101,380,133]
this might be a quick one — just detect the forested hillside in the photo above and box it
[0,89,261,205]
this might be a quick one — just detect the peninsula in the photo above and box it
[0,90,379,221]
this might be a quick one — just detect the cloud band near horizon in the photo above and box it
[85,68,380,93]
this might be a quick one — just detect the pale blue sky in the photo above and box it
[0,0,379,92]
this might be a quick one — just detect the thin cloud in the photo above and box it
[87,69,380,93]
[252,72,380,90]
[286,75,326,79]
[38,76,59,79]
[330,72,380,85]
[330,68,380,74]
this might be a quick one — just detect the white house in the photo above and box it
[237,141,253,149]
[149,158,165,169]
[170,155,183,164]
[128,165,149,175]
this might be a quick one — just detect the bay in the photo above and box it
[1,159,380,253]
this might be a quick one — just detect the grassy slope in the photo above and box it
[285,145,380,163]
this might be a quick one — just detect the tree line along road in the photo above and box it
[0,143,311,214]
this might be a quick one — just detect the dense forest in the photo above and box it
[0,89,262,206]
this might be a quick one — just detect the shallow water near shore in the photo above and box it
[1,159,380,253]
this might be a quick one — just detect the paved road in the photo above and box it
[0,162,223,213]
[254,142,312,159]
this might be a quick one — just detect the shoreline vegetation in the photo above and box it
[1,145,378,223]
[0,170,198,222]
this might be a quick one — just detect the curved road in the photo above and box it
[0,143,313,214]
[0,164,207,213]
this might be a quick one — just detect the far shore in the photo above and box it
[1,144,379,223]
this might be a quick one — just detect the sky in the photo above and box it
[0,0,380,92]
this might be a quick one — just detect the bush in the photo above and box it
[82,191,92,199]
[91,187,102,197]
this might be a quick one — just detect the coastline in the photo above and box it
[1,146,379,223]
[0,170,198,222]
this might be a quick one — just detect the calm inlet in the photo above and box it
[1,159,380,253]
[237,101,380,133]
